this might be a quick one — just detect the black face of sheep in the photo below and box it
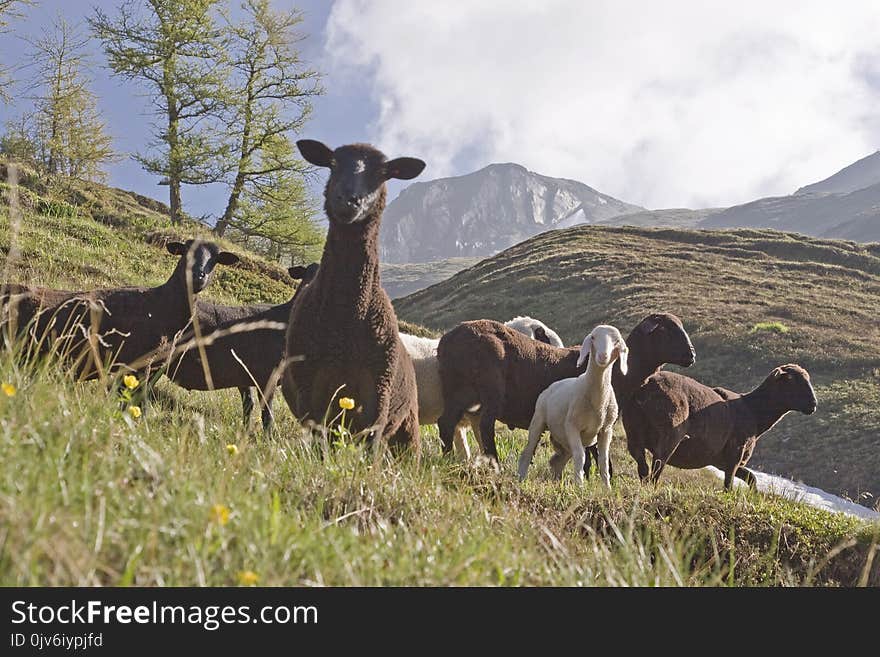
[762,364,818,415]
[167,240,239,293]
[533,326,552,345]
[296,139,426,225]
[288,263,320,284]
[636,312,696,367]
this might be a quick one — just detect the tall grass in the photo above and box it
[0,340,877,586]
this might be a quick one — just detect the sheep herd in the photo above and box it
[0,140,819,491]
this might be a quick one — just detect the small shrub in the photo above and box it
[750,321,790,335]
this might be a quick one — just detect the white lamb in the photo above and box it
[518,324,627,488]
[401,315,563,460]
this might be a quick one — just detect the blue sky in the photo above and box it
[2,1,880,217]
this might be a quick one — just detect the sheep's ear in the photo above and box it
[166,241,186,256]
[297,139,333,167]
[638,316,660,334]
[216,251,239,266]
[385,157,426,181]
[577,333,593,368]
[288,265,307,280]
[616,340,629,376]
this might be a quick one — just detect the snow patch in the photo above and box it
[705,467,879,521]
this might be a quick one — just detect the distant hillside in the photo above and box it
[379,162,641,263]
[795,151,880,196]
[700,182,880,242]
[597,207,722,228]
[381,257,480,299]
[700,152,880,241]
[395,225,880,506]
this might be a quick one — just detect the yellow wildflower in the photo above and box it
[211,504,230,526]
[237,570,259,586]
[123,375,139,390]
[127,405,142,419]
[338,397,355,410]
[226,443,239,456]
[2,383,16,397]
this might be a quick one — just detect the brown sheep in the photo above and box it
[167,263,319,433]
[627,364,817,487]
[281,140,426,452]
[1,240,239,380]
[437,319,584,460]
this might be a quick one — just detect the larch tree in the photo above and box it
[89,0,227,223]
[23,15,115,180]
[212,0,323,260]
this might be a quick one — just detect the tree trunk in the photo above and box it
[214,171,245,237]
[215,86,254,238]
[167,94,181,224]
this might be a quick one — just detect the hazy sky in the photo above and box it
[2,1,880,217]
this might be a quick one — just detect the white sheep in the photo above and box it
[504,316,564,347]
[518,324,627,487]
[400,332,472,459]
[401,315,563,459]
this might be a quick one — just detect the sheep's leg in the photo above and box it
[518,408,546,481]
[387,408,421,459]
[478,408,500,461]
[721,441,749,490]
[596,425,614,489]
[562,419,586,485]
[261,390,275,438]
[466,412,482,456]
[548,444,569,481]
[628,441,650,481]
[438,407,464,454]
[734,467,757,489]
[582,444,615,480]
[453,423,471,461]
[583,444,596,479]
[240,387,255,428]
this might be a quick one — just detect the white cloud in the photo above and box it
[325,0,880,208]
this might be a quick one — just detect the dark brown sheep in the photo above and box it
[437,319,584,459]
[1,240,238,380]
[627,364,817,487]
[281,140,425,452]
[584,312,696,476]
[167,263,319,433]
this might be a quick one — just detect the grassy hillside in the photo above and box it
[395,226,880,507]
[0,161,296,305]
[1,169,878,586]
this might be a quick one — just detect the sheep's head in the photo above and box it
[289,262,320,301]
[288,263,319,284]
[631,312,696,368]
[167,240,239,294]
[764,364,817,415]
[577,324,628,374]
[296,139,425,225]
